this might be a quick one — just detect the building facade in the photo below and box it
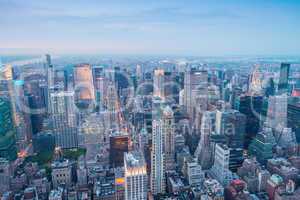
[124,151,148,200]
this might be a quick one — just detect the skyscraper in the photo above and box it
[46,54,54,113]
[267,94,287,131]
[124,151,148,200]
[194,111,215,169]
[109,135,130,168]
[277,127,297,152]
[249,64,263,95]
[288,99,300,143]
[278,63,290,93]
[211,144,236,186]
[235,95,264,148]
[162,106,175,171]
[51,91,78,149]
[106,82,120,127]
[13,80,32,153]
[153,69,165,98]
[184,69,208,119]
[151,119,166,195]
[215,109,246,148]
[265,78,275,97]
[248,124,276,165]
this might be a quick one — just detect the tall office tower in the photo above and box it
[215,109,246,148]
[151,119,166,195]
[27,94,45,135]
[13,80,32,153]
[153,69,165,98]
[249,65,263,95]
[73,64,95,104]
[265,78,275,97]
[45,54,54,113]
[235,95,264,148]
[110,135,131,168]
[24,74,47,135]
[208,84,221,103]
[288,99,300,142]
[278,63,290,93]
[124,151,148,200]
[114,68,130,102]
[195,111,215,169]
[0,98,17,160]
[179,89,184,106]
[136,64,142,80]
[45,54,53,84]
[162,106,175,171]
[277,128,297,153]
[267,94,287,131]
[92,66,104,108]
[215,144,244,172]
[229,87,242,108]
[163,71,180,103]
[248,124,276,165]
[50,91,78,149]
[184,69,208,119]
[45,54,52,67]
[54,69,68,90]
[106,82,120,127]
[96,76,106,109]
[192,80,209,132]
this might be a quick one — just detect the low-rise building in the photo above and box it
[186,158,204,186]
[51,159,72,188]
[167,176,184,195]
[201,179,224,200]
[0,158,11,194]
[23,187,38,200]
[49,188,63,200]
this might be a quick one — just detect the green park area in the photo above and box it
[24,150,54,166]
[62,147,87,160]
[24,147,86,166]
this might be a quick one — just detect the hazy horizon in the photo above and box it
[1,0,300,55]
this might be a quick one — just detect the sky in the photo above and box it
[0,0,300,56]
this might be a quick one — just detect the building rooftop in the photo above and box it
[0,157,9,164]
[203,179,224,195]
[124,151,145,168]
[268,157,291,166]
[169,176,184,188]
[269,174,283,185]
[49,188,63,199]
[51,159,70,169]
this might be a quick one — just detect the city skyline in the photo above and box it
[1,1,300,199]
[1,0,300,55]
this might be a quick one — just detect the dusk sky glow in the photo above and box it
[1,0,300,55]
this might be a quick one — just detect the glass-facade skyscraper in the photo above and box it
[278,63,290,93]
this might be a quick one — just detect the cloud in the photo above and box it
[0,0,299,55]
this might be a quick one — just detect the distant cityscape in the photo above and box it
[0,54,299,200]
